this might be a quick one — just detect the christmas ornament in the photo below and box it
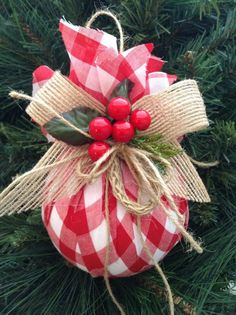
[130,109,152,130]
[107,96,131,120]
[112,121,135,142]
[89,117,112,140]
[0,10,213,315]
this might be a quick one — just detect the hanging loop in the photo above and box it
[86,10,124,53]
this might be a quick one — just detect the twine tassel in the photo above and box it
[139,151,203,254]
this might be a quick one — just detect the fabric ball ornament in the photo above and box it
[28,19,209,280]
[0,11,212,315]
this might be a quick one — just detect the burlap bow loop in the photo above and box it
[27,71,106,126]
[26,71,209,142]
[133,79,209,141]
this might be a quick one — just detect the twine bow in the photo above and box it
[77,143,172,215]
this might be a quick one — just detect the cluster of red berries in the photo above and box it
[88,96,151,161]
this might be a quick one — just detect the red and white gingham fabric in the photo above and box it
[33,19,177,104]
[32,19,188,277]
[43,163,188,277]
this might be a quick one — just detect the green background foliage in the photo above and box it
[0,1,236,314]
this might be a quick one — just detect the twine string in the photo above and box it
[9,91,92,139]
[189,156,219,168]
[86,10,124,53]
[137,216,175,315]
[76,143,204,254]
[140,152,203,253]
[104,176,126,315]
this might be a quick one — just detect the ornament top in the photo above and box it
[33,19,177,107]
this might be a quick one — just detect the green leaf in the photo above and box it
[109,79,134,100]
[44,107,100,146]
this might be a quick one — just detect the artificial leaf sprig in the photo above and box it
[44,106,99,146]
[131,134,182,159]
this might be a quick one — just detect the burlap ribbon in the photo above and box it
[0,71,210,219]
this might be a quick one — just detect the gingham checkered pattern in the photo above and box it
[42,162,188,277]
[32,20,187,277]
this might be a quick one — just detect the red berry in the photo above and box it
[130,109,151,131]
[107,97,131,121]
[89,117,112,141]
[112,121,134,143]
[88,142,110,162]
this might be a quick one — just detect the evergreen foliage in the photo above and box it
[131,135,182,159]
[0,1,236,314]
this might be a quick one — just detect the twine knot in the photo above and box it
[76,142,178,217]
